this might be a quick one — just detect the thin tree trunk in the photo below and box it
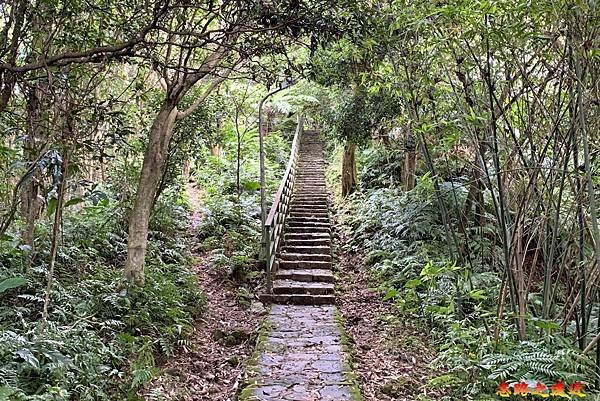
[236,124,242,199]
[41,150,69,332]
[403,126,417,191]
[22,84,44,259]
[341,141,357,197]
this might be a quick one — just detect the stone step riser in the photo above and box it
[275,270,334,283]
[290,208,329,212]
[287,222,330,229]
[289,208,329,213]
[285,239,331,247]
[272,286,333,296]
[279,260,332,269]
[260,294,335,305]
[287,224,331,231]
[286,226,331,234]
[293,195,328,199]
[287,220,330,226]
[283,246,330,255]
[293,199,328,203]
[280,253,331,262]
[289,213,329,219]
[288,217,330,223]
[284,234,331,242]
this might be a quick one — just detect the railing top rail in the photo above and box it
[265,115,304,227]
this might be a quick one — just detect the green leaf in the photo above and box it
[47,197,57,217]
[242,181,261,191]
[532,318,560,331]
[0,277,27,294]
[468,289,486,300]
[0,387,17,401]
[383,288,399,301]
[14,349,39,369]
[404,278,422,288]
[64,197,84,208]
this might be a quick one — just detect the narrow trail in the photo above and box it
[146,183,264,401]
[245,132,358,401]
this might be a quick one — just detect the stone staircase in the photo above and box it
[270,131,335,305]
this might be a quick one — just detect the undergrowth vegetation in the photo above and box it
[195,121,292,299]
[337,146,597,400]
[0,193,205,400]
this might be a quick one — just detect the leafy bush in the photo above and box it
[338,146,596,399]
[0,196,205,400]
[193,128,291,287]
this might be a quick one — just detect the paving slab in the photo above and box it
[251,305,355,401]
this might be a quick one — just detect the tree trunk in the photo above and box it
[341,141,357,197]
[41,150,69,332]
[403,127,417,191]
[122,47,231,286]
[182,159,192,182]
[124,102,178,286]
[21,83,45,259]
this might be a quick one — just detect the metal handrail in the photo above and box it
[264,115,304,292]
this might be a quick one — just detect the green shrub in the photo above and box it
[0,196,204,400]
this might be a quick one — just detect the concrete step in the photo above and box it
[293,195,328,200]
[293,195,329,200]
[275,269,334,282]
[287,220,330,228]
[279,259,332,270]
[280,252,332,262]
[296,184,326,188]
[260,293,335,305]
[287,221,330,229]
[285,231,330,239]
[272,280,334,295]
[291,204,328,209]
[282,245,330,255]
[287,216,329,224]
[285,226,331,234]
[291,201,329,206]
[288,215,329,222]
[290,209,329,215]
[289,209,329,216]
[296,187,327,191]
[285,238,331,247]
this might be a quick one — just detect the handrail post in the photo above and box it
[265,225,272,292]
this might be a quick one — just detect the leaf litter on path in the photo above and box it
[336,230,445,401]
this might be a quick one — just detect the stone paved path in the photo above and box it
[252,305,354,401]
[246,130,358,400]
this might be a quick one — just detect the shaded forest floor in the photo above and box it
[144,184,266,400]
[335,230,445,401]
[146,254,265,400]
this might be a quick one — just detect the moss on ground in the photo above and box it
[237,307,273,401]
[334,307,364,401]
